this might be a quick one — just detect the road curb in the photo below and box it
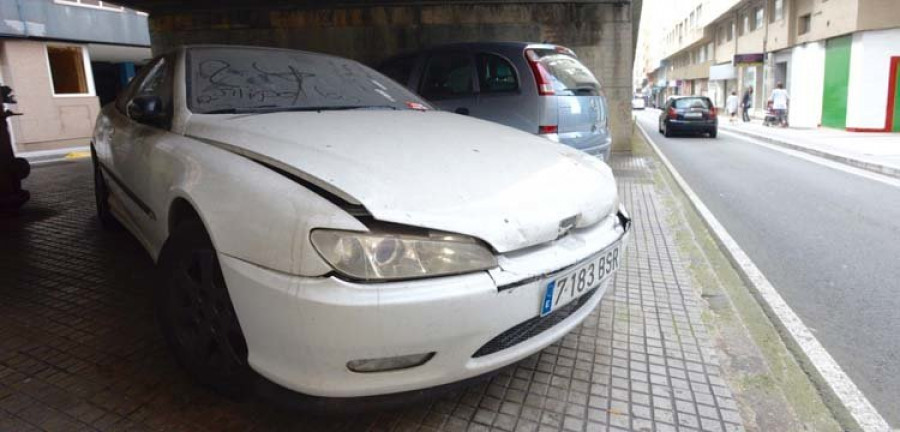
[16,146,90,165]
[720,126,900,180]
[635,121,892,432]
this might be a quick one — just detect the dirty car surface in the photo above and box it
[91,45,631,401]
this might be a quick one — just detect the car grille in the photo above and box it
[472,287,599,358]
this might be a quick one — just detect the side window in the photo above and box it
[125,57,173,128]
[380,55,417,87]
[115,57,163,114]
[476,53,518,93]
[419,52,474,100]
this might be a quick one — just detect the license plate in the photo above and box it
[685,112,702,119]
[540,242,622,317]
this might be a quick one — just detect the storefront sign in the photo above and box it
[709,63,736,80]
[733,53,764,65]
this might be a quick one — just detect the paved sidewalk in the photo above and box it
[0,158,745,431]
[718,119,900,178]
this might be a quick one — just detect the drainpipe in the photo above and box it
[14,0,28,37]
[763,0,771,112]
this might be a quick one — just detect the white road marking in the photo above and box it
[636,120,893,432]
[717,129,900,189]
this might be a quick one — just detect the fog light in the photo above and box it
[346,352,435,373]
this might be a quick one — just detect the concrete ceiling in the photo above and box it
[118,0,628,14]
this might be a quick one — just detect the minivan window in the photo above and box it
[380,55,417,86]
[420,52,474,100]
[530,49,601,96]
[673,98,711,109]
[476,53,518,93]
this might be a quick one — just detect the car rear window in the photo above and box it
[673,98,711,109]
[529,49,601,96]
[186,47,429,114]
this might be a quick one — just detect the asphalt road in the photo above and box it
[635,109,900,428]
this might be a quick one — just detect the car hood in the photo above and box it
[185,110,618,253]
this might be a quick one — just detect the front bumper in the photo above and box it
[220,210,631,398]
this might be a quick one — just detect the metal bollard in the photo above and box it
[0,85,30,214]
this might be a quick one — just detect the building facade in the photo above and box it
[0,0,151,152]
[638,0,900,131]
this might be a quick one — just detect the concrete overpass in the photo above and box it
[115,0,638,151]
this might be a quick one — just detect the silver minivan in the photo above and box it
[379,42,612,160]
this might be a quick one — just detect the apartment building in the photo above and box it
[640,0,900,131]
[0,0,151,152]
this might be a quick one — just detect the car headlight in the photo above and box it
[310,229,498,281]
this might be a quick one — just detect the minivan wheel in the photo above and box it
[709,129,718,138]
[91,147,119,230]
[157,219,252,399]
[664,124,673,137]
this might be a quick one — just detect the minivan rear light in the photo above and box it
[525,49,555,96]
[667,107,677,119]
[709,107,717,119]
[538,125,558,134]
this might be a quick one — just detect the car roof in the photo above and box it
[381,41,576,61]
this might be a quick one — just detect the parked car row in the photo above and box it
[91,44,629,405]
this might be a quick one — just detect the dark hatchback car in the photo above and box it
[658,96,718,138]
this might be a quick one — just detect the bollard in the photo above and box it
[0,85,29,214]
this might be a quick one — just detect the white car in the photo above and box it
[91,45,631,402]
[632,97,646,110]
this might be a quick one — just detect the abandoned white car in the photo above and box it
[91,45,631,402]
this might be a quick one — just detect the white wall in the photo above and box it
[788,41,826,128]
[846,28,900,130]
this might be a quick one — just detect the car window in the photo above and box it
[476,53,518,93]
[115,56,163,114]
[379,55,417,86]
[187,47,429,114]
[673,98,711,109]
[529,49,601,96]
[419,52,474,100]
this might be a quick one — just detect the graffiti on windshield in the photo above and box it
[188,49,414,113]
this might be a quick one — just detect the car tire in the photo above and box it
[91,147,120,230]
[156,218,252,399]
[664,124,672,138]
[709,129,717,138]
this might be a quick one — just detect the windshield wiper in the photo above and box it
[202,105,399,115]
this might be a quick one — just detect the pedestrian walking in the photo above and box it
[770,82,789,127]
[726,91,739,124]
[741,87,753,122]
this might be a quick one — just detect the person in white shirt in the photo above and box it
[770,82,789,127]
[726,91,739,124]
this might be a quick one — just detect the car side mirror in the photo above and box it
[127,95,165,126]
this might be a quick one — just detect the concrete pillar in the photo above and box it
[148,2,635,152]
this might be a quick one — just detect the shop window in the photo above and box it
[754,6,764,30]
[799,14,812,35]
[47,45,91,95]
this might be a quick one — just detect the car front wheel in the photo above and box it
[91,147,119,230]
[157,218,252,398]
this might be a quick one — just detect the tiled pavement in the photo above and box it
[0,156,745,431]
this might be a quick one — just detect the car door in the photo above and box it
[472,51,535,133]
[106,55,175,249]
[417,50,477,115]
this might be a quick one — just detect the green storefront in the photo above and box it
[821,35,852,129]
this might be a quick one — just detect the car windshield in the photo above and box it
[530,49,601,96]
[673,98,710,109]
[187,47,431,114]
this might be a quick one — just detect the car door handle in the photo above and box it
[454,107,470,116]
